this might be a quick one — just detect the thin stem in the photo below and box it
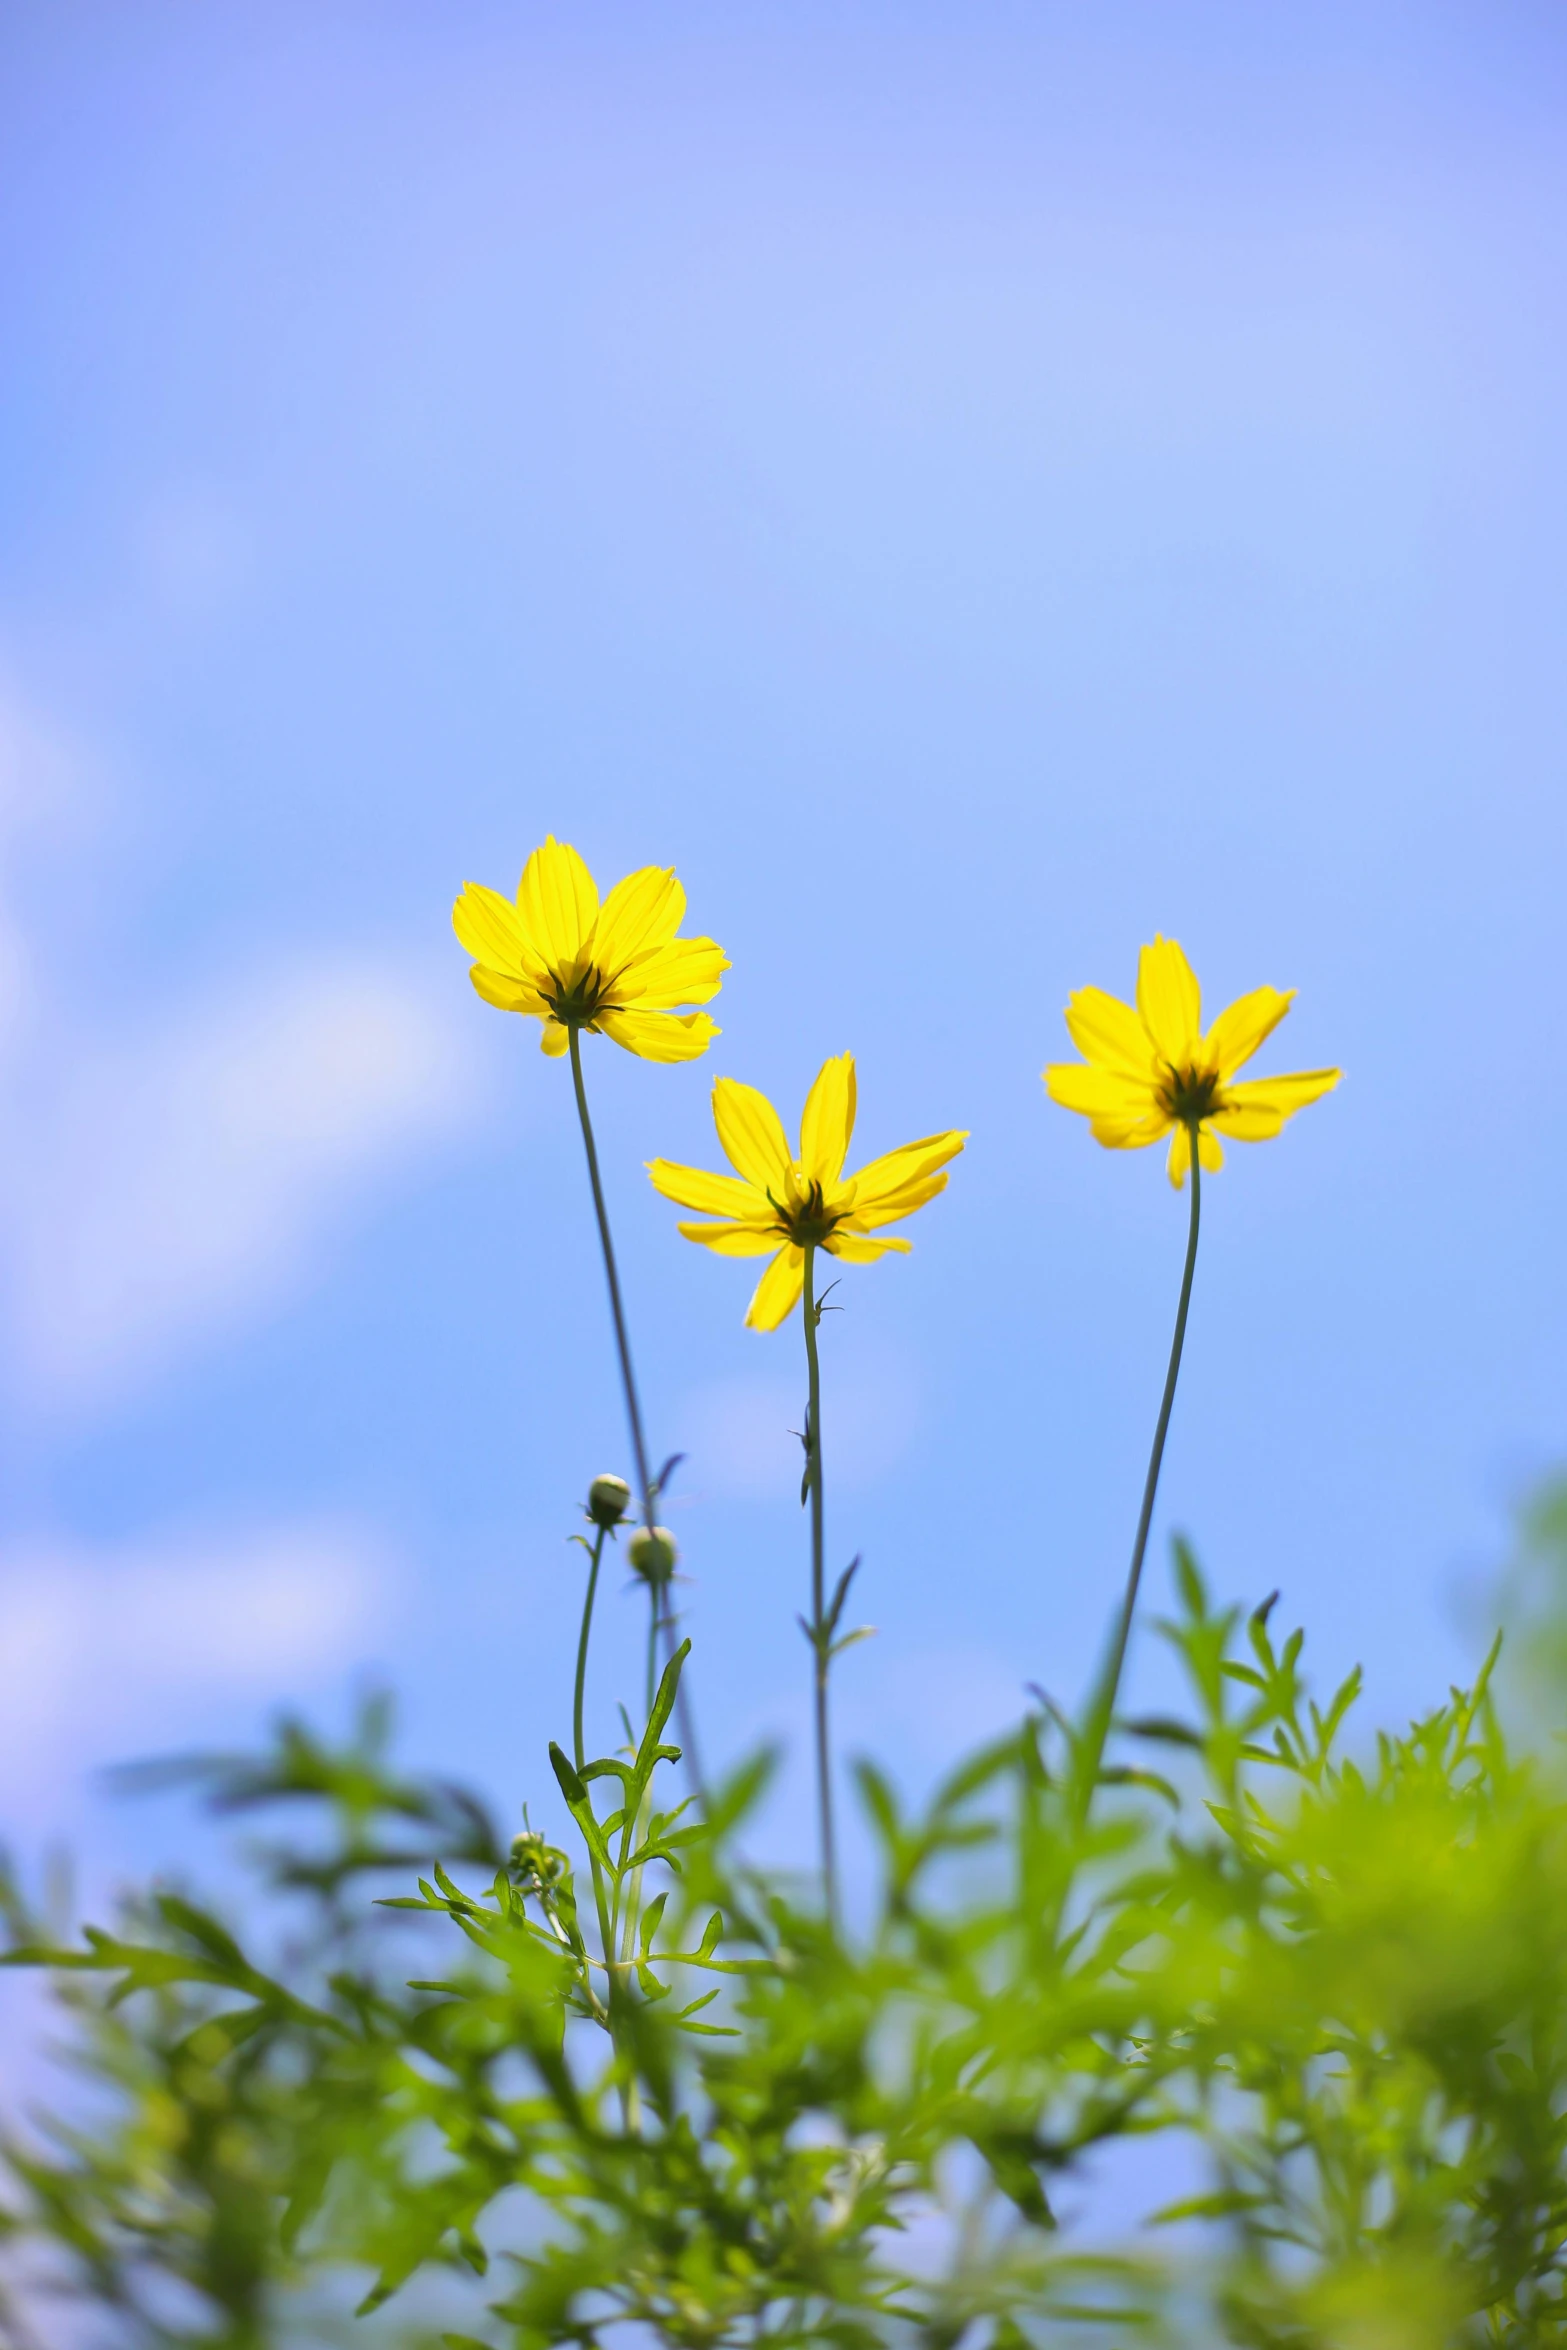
[802,1244,838,1924]
[646,1588,660,1720]
[1074,1124,1203,1820]
[573,1525,608,1773]
[568,1026,655,1527]
[568,1524,618,2054]
[566,1024,706,1799]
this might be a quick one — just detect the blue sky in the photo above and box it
[1,1,1565,1895]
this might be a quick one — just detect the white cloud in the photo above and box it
[0,956,482,1404]
[0,674,94,1060]
[0,1517,394,1800]
[0,666,491,1410]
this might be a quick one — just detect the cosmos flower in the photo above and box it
[453,835,727,1061]
[648,1053,967,1329]
[1045,934,1340,1187]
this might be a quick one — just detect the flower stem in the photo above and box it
[1074,1124,1203,1819]
[568,1027,656,1529]
[573,1524,607,1773]
[801,1244,838,1925]
[567,1518,619,2051]
[565,1024,705,1797]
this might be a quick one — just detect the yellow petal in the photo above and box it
[825,1230,911,1262]
[470,964,549,1017]
[713,1077,793,1188]
[597,1007,718,1063]
[1166,1122,1225,1187]
[1043,1064,1156,1120]
[675,1220,782,1256]
[616,937,729,1010]
[646,1159,768,1219]
[744,1245,805,1332]
[453,883,542,980]
[590,865,685,975]
[1206,1100,1281,1141]
[1137,936,1202,1063]
[1088,1107,1169,1149]
[1215,1067,1341,1131]
[517,837,599,969]
[1203,986,1296,1080]
[540,1017,571,1057]
[799,1053,857,1185]
[1063,986,1157,1080]
[847,1129,968,1212]
[847,1170,951,1229]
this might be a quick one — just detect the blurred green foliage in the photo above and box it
[5,1492,1567,2348]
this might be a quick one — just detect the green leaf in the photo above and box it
[1120,1714,1202,1748]
[638,1890,669,1953]
[831,1624,877,1660]
[634,1640,690,1784]
[1150,2190,1267,2225]
[1097,1764,1179,1807]
[151,1894,248,1975]
[854,1759,901,1849]
[1173,1538,1207,1620]
[549,1742,614,1876]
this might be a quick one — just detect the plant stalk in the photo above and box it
[573,1524,608,1774]
[568,1025,656,1529]
[566,1023,706,1796]
[1074,1122,1203,1818]
[802,1243,838,1924]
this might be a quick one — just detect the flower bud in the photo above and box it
[586,1473,632,1528]
[627,1524,678,1584]
[509,1828,564,1890]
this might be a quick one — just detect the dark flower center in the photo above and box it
[1159,1064,1221,1124]
[546,967,609,1026]
[775,1178,840,1249]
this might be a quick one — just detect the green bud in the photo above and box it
[627,1524,678,1584]
[509,1828,564,1888]
[587,1473,632,1528]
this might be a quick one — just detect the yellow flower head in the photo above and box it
[648,1054,968,1331]
[1044,935,1341,1188]
[452,836,728,1061]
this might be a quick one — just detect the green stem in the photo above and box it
[802,1244,838,1924]
[568,1026,656,1528]
[613,1777,650,2136]
[573,1525,607,1774]
[566,1023,706,1799]
[1074,1123,1203,1820]
[569,1523,619,2052]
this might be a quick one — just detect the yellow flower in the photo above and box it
[452,836,728,1061]
[1044,935,1341,1188]
[648,1054,968,1330]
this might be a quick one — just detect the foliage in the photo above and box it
[5,1509,1567,2348]
[0,884,1552,2344]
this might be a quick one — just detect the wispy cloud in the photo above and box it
[0,1517,395,1803]
[1,954,481,1404]
[0,670,487,1409]
[0,673,92,1064]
